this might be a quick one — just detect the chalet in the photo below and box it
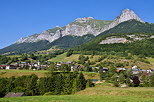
[4,92,25,97]
[0,65,7,69]
[100,67,109,72]
[116,68,126,73]
[6,65,16,70]
[71,65,80,71]
[132,65,140,75]
[56,62,71,68]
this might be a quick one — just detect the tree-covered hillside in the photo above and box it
[0,35,95,54]
[99,20,154,36]
[74,20,154,57]
[50,34,95,49]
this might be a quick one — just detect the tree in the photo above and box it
[86,79,94,88]
[119,73,125,84]
[142,75,150,87]
[132,76,140,87]
[48,63,55,71]
[76,73,86,91]
[0,78,8,97]
[126,77,131,87]
[72,78,77,94]
[149,73,154,87]
[111,73,119,87]
[23,65,29,70]
[108,67,116,77]
[63,74,73,94]
[59,64,71,72]
[66,50,73,57]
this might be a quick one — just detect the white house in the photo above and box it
[6,65,16,70]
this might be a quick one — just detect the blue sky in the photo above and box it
[0,0,153,49]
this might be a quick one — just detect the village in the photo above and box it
[0,60,153,76]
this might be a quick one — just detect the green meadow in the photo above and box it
[1,86,154,102]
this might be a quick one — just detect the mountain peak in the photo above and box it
[119,9,144,23]
[101,9,144,32]
[122,9,131,13]
[75,17,94,23]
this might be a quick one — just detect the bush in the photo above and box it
[44,92,55,95]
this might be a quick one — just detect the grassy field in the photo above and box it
[1,86,154,102]
[0,70,99,79]
[48,53,80,62]
[147,57,154,67]
[48,53,154,69]
[0,70,47,78]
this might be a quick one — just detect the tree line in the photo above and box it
[0,72,94,97]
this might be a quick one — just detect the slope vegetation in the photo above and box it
[75,20,154,57]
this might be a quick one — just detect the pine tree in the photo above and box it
[86,79,94,88]
[72,78,77,94]
[126,77,131,87]
[149,73,154,87]
[63,74,73,94]
[77,72,86,91]
[119,73,125,84]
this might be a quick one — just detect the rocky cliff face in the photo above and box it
[15,17,111,44]
[15,9,144,44]
[101,9,144,32]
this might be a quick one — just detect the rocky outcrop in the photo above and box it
[100,37,128,44]
[101,9,144,32]
[15,17,111,44]
[15,9,144,44]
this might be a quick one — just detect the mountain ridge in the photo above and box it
[1,9,151,55]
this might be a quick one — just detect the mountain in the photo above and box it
[15,17,112,44]
[0,17,112,54]
[0,34,95,54]
[100,9,144,32]
[75,20,154,57]
[15,9,142,44]
[0,9,152,54]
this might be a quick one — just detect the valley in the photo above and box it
[1,8,154,102]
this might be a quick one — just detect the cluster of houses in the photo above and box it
[55,62,81,71]
[0,59,153,75]
[0,61,81,71]
[116,65,153,75]
[0,61,49,70]
[99,65,154,76]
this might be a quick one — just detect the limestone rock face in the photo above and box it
[101,9,144,32]
[15,9,144,44]
[15,17,111,43]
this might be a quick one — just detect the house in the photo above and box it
[4,92,25,97]
[131,65,140,75]
[0,65,7,69]
[99,67,109,72]
[116,68,126,73]
[6,65,16,70]
[71,65,80,71]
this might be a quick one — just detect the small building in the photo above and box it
[4,92,25,97]
[71,65,80,71]
[6,65,16,70]
[0,65,7,69]
[116,68,126,73]
[100,67,109,72]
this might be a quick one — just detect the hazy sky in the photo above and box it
[0,0,153,49]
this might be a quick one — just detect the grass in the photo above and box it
[1,86,154,102]
[0,70,99,79]
[0,70,47,78]
[49,53,80,62]
[147,57,154,68]
[48,53,154,69]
